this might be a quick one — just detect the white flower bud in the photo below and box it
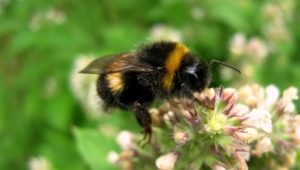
[107,151,119,164]
[28,157,51,170]
[230,104,250,116]
[283,87,298,101]
[156,152,180,170]
[283,102,295,113]
[174,131,189,145]
[229,32,246,56]
[265,84,280,108]
[243,109,272,133]
[223,88,238,103]
[213,164,227,170]
[117,131,136,150]
[235,127,258,143]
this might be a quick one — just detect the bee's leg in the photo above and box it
[133,102,152,144]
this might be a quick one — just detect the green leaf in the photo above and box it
[206,0,250,31]
[73,127,118,170]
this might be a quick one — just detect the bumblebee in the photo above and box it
[80,41,239,141]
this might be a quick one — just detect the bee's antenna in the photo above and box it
[210,60,241,74]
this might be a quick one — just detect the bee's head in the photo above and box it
[177,53,240,96]
[179,54,211,93]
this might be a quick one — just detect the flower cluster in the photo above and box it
[262,1,292,43]
[29,7,66,31]
[230,33,269,60]
[149,24,183,42]
[224,1,295,84]
[108,84,299,170]
[70,55,104,118]
[224,33,269,83]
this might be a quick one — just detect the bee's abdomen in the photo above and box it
[97,72,155,109]
[97,73,118,108]
[119,71,154,106]
[106,72,124,93]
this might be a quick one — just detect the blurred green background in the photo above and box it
[1,0,300,169]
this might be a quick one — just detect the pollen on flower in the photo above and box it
[205,114,227,134]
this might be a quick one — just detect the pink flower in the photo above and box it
[244,38,268,59]
[278,87,298,113]
[239,84,265,108]
[243,109,272,133]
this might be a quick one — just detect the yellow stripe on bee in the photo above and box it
[106,72,124,94]
[163,43,189,90]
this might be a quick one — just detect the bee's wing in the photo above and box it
[79,54,118,74]
[79,53,156,74]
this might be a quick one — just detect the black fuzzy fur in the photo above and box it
[96,41,211,109]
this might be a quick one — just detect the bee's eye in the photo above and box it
[182,62,211,92]
[186,72,199,84]
[183,65,201,89]
[185,65,197,75]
